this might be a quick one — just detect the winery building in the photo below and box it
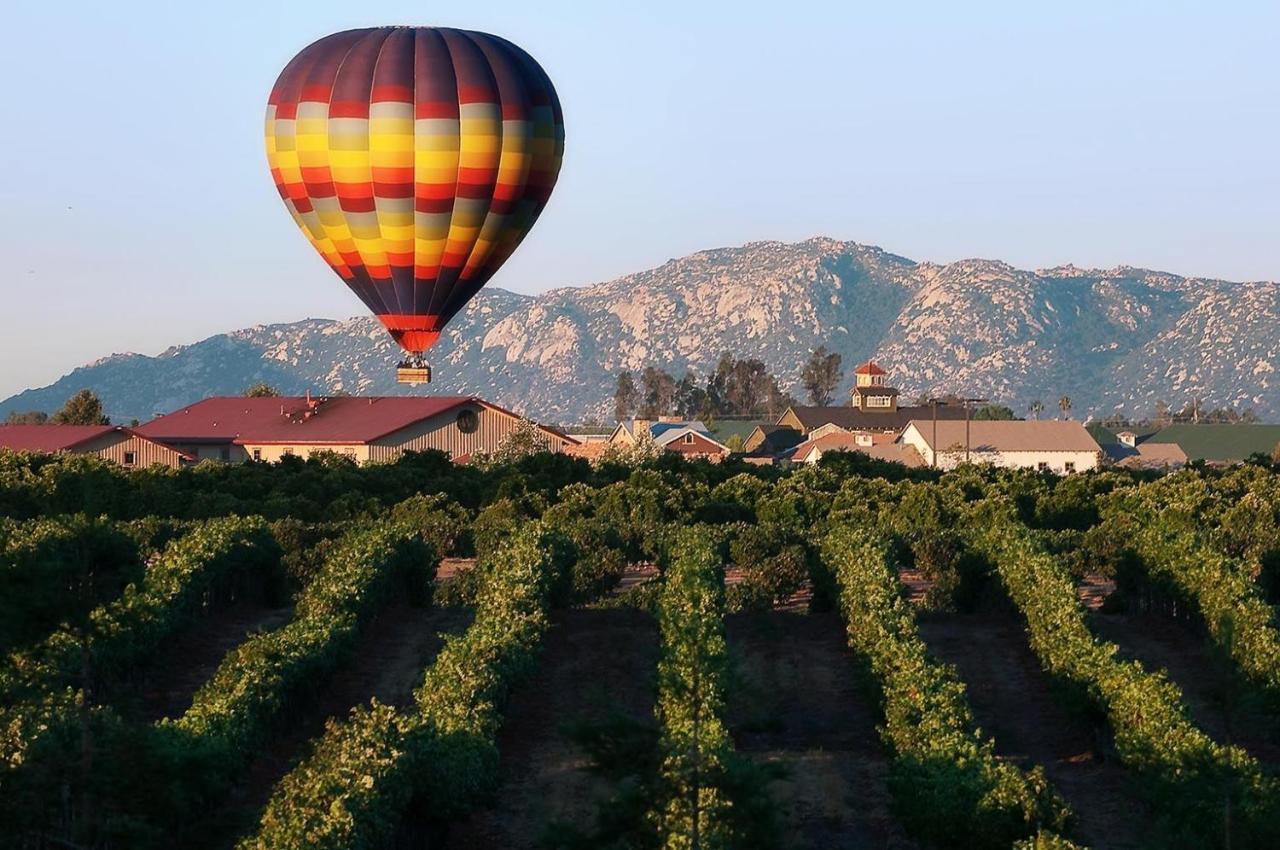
[135,395,578,465]
[746,360,967,454]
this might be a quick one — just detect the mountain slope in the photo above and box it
[3,238,1275,424]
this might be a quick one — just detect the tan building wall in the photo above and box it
[240,444,369,464]
[76,431,190,469]
[776,409,807,434]
[165,443,251,464]
[366,401,570,463]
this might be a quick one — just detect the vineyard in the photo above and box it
[1,448,1279,849]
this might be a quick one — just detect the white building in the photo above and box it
[899,419,1102,473]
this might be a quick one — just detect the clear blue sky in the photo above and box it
[1,1,1277,399]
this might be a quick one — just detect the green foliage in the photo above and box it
[968,501,1280,848]
[4,410,48,425]
[0,517,279,709]
[0,517,280,840]
[1103,475,1280,703]
[723,524,809,612]
[169,519,435,759]
[240,521,570,849]
[821,523,1068,848]
[0,515,143,651]
[52,389,110,425]
[242,382,279,397]
[973,404,1016,420]
[651,526,780,850]
[801,345,842,405]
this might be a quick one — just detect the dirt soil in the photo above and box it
[443,607,661,850]
[131,599,295,722]
[917,609,1152,850]
[1089,610,1280,765]
[202,600,473,849]
[725,610,917,850]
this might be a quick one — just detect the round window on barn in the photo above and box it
[457,408,479,434]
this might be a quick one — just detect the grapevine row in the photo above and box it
[148,519,436,816]
[1105,480,1280,701]
[649,527,745,849]
[0,515,144,652]
[820,523,1072,848]
[238,520,570,849]
[969,500,1280,849]
[0,517,279,745]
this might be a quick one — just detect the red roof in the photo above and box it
[853,360,887,376]
[136,396,476,445]
[0,425,118,452]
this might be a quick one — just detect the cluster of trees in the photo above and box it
[613,353,798,422]
[5,388,112,426]
[610,345,860,424]
[612,346,859,424]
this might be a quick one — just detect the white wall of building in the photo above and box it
[899,424,1100,473]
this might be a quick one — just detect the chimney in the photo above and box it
[1118,431,1137,448]
[632,418,653,436]
[658,415,681,423]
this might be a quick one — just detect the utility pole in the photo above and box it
[928,397,946,468]
[961,398,988,464]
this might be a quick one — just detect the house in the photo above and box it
[1103,431,1189,471]
[742,423,805,455]
[899,419,1102,473]
[0,424,193,468]
[790,430,925,467]
[608,417,731,460]
[776,361,969,439]
[134,395,578,465]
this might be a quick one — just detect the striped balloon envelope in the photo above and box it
[265,27,564,356]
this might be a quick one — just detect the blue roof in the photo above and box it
[649,420,709,438]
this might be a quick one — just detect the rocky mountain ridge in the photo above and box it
[2,237,1275,424]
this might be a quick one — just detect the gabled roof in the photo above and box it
[650,420,709,439]
[744,424,804,455]
[784,405,967,433]
[1104,441,1189,469]
[904,420,1102,453]
[0,424,118,452]
[853,360,887,376]
[137,396,475,444]
[0,425,194,460]
[792,432,924,467]
[135,396,578,447]
[653,426,729,451]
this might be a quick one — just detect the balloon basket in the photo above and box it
[396,357,432,385]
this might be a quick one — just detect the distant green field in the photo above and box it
[1091,423,1280,461]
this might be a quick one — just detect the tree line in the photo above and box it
[613,347,849,422]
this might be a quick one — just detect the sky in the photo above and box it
[1,1,1277,399]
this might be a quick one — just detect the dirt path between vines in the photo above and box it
[918,610,1151,850]
[133,600,295,722]
[1090,610,1280,766]
[725,611,917,850]
[199,600,473,850]
[442,607,660,850]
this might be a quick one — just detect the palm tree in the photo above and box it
[1028,400,1044,420]
[1058,395,1072,419]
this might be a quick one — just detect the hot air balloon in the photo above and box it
[265,27,564,383]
